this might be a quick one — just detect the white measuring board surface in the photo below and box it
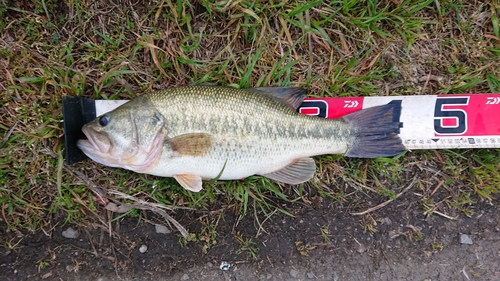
[95,94,500,150]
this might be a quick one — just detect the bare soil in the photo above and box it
[2,189,499,281]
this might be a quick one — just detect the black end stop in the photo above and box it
[62,97,96,165]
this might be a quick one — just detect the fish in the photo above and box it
[77,86,405,192]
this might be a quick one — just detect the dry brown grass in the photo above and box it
[0,0,499,241]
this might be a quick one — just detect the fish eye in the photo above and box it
[99,114,110,127]
[151,112,162,125]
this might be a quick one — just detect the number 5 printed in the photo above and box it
[434,97,469,135]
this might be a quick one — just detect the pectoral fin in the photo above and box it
[261,157,316,185]
[174,174,203,192]
[170,133,213,157]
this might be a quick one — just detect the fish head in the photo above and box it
[77,97,166,171]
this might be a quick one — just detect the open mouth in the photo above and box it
[76,126,118,167]
[79,126,111,154]
[76,120,165,172]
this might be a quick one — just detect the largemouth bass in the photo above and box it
[77,86,405,192]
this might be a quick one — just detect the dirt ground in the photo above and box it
[1,187,499,281]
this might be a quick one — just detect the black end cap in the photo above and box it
[62,97,96,165]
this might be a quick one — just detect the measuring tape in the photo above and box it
[299,94,500,150]
[63,93,500,164]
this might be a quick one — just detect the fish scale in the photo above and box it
[146,87,350,176]
[77,86,404,192]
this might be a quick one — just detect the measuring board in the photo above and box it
[62,94,500,164]
[298,94,500,150]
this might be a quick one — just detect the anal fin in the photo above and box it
[261,157,316,185]
[174,174,203,192]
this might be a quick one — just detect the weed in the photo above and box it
[359,215,378,234]
[234,232,259,259]
[178,233,197,247]
[406,225,424,242]
[320,225,331,242]
[295,240,316,257]
[199,221,218,254]
[37,260,50,271]
[431,242,444,251]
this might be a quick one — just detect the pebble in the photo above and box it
[307,272,314,279]
[62,227,80,239]
[181,274,190,280]
[460,234,473,245]
[155,224,171,234]
[290,269,299,278]
[139,245,148,253]
[356,243,366,253]
[381,217,392,225]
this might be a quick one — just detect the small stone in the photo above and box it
[460,234,473,245]
[381,217,392,225]
[139,245,148,253]
[389,230,401,239]
[62,227,80,239]
[356,243,366,253]
[290,269,299,278]
[181,274,190,280]
[307,272,314,279]
[206,262,213,268]
[220,261,230,271]
[155,224,171,234]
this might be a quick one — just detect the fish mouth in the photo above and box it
[79,126,111,153]
[77,124,165,171]
[77,126,119,167]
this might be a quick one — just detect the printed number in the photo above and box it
[434,97,469,135]
[298,100,328,118]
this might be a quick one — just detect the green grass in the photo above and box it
[0,0,499,247]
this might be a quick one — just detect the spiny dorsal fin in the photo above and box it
[261,157,316,185]
[174,174,203,192]
[255,87,307,110]
[169,133,213,157]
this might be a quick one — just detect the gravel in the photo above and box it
[62,227,80,239]
[139,245,148,253]
[460,234,473,245]
[155,224,171,234]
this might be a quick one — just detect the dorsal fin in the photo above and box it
[255,87,307,110]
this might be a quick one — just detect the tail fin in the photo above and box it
[343,101,405,158]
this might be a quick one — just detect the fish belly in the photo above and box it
[144,135,348,180]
